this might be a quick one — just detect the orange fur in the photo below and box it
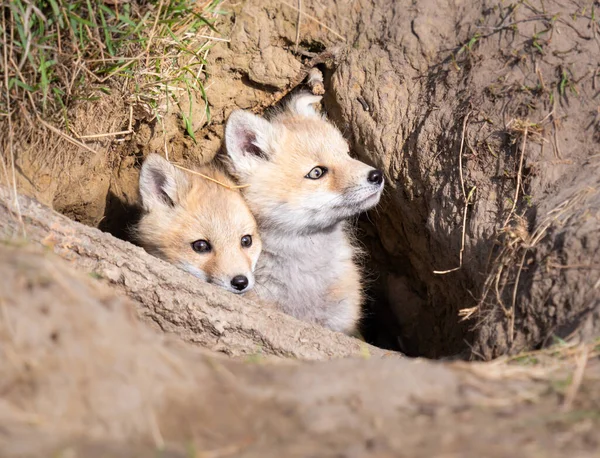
[224,93,384,333]
[135,154,262,294]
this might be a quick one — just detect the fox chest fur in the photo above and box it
[254,223,362,333]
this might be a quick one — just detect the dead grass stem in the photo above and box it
[503,124,528,227]
[468,186,597,334]
[279,0,346,41]
[1,11,25,236]
[434,111,475,275]
[294,0,302,53]
[171,163,249,191]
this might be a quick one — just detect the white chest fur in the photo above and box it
[253,223,359,331]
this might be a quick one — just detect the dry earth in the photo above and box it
[1,0,600,455]
[5,0,599,359]
[1,234,599,457]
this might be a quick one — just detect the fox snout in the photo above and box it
[367,169,384,186]
[361,167,385,203]
[231,274,249,291]
[178,259,256,294]
[341,161,385,213]
[212,272,254,294]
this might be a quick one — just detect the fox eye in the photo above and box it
[191,239,211,253]
[306,166,327,180]
[241,235,252,248]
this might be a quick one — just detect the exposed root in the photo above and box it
[434,186,476,275]
[434,111,475,275]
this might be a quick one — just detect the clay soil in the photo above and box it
[1,0,600,456]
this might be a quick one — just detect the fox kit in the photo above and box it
[136,154,262,294]
[224,93,384,334]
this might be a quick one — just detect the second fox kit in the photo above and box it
[136,154,262,294]
[225,93,384,334]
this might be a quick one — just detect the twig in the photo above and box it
[552,97,563,159]
[279,0,346,41]
[294,0,302,53]
[145,0,164,67]
[434,111,474,275]
[77,130,133,139]
[98,51,145,83]
[83,54,178,63]
[434,186,476,274]
[494,262,508,315]
[458,306,479,321]
[128,105,134,132]
[561,345,590,411]
[536,64,546,92]
[37,117,98,155]
[171,163,250,190]
[503,126,528,227]
[458,111,472,201]
[197,35,230,42]
[475,15,551,34]
[509,250,527,344]
[160,116,170,161]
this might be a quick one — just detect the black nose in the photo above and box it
[367,169,383,185]
[231,275,249,291]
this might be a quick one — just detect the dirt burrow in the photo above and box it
[4,0,600,359]
[1,242,599,458]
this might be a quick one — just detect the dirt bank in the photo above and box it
[1,241,598,457]
[2,0,599,360]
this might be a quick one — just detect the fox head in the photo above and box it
[136,154,262,294]
[224,93,384,234]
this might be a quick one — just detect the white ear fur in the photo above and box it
[139,154,186,210]
[225,110,275,176]
[288,93,322,118]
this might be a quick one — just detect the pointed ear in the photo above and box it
[288,92,323,118]
[225,110,275,175]
[139,154,187,211]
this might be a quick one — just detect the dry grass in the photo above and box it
[171,162,249,190]
[434,111,476,275]
[465,185,597,342]
[456,337,600,410]
[0,0,223,118]
[0,0,225,204]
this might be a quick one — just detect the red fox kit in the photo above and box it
[136,154,262,294]
[224,93,384,334]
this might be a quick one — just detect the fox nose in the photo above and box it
[367,169,383,185]
[231,275,249,291]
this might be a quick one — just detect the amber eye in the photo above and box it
[191,239,211,253]
[305,166,328,180]
[241,235,252,248]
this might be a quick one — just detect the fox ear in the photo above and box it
[139,154,187,210]
[288,93,322,118]
[225,110,274,174]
